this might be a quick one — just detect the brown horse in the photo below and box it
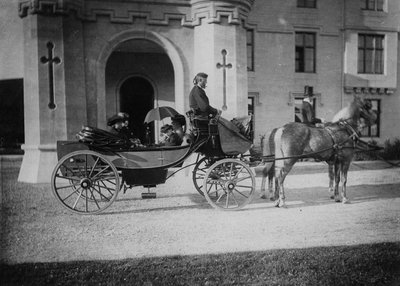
[260,96,376,207]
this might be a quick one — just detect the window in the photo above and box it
[358,34,384,74]
[246,29,254,71]
[295,32,316,73]
[361,0,384,11]
[297,0,316,8]
[361,99,380,137]
[247,97,254,141]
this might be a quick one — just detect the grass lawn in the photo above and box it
[1,242,399,285]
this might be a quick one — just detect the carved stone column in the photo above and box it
[191,0,254,119]
[18,0,86,183]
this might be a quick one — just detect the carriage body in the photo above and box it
[51,116,255,214]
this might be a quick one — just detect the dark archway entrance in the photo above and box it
[120,77,154,143]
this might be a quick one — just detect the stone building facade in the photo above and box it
[0,0,398,183]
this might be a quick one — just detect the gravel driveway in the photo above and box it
[1,160,400,264]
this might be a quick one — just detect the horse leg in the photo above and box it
[274,160,295,208]
[333,160,341,202]
[340,161,351,204]
[260,161,274,199]
[268,162,277,201]
[328,162,335,199]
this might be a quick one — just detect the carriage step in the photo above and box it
[141,192,157,199]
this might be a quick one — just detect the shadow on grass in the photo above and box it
[1,242,399,286]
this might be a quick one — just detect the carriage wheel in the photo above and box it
[203,158,255,211]
[51,150,120,215]
[192,157,216,196]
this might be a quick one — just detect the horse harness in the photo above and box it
[324,120,360,161]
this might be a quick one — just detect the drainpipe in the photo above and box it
[340,0,346,109]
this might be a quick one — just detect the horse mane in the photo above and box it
[331,97,361,123]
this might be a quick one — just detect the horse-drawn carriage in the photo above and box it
[51,114,255,214]
[52,96,378,214]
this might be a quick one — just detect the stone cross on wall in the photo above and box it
[216,49,232,111]
[40,42,61,110]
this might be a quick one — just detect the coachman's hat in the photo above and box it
[107,112,129,126]
[304,85,314,97]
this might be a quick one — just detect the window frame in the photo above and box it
[360,0,384,11]
[358,34,384,74]
[246,29,255,72]
[295,32,316,73]
[247,96,255,141]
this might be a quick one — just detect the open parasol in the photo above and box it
[144,106,179,123]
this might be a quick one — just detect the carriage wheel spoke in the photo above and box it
[98,180,116,195]
[89,188,101,209]
[89,157,101,177]
[62,186,82,202]
[233,188,249,199]
[91,165,112,180]
[72,188,84,210]
[235,184,253,189]
[233,166,245,180]
[85,188,89,212]
[56,182,81,190]
[55,173,81,182]
[235,175,251,183]
[216,192,226,203]
[230,192,240,207]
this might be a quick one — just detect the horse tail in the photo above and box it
[262,128,277,176]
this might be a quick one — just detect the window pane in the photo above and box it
[246,30,253,44]
[304,48,314,72]
[358,50,365,72]
[305,34,314,46]
[365,50,373,73]
[297,0,305,7]
[365,36,374,48]
[306,0,316,8]
[375,50,383,73]
[368,0,375,9]
[377,0,384,11]
[295,33,304,46]
[360,0,367,9]
[358,35,365,48]
[375,36,383,49]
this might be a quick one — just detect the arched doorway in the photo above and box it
[119,76,154,143]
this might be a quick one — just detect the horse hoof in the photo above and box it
[273,200,280,207]
[330,195,334,200]
[260,194,267,199]
[342,198,350,204]
[334,197,341,203]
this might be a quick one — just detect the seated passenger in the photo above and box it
[107,112,142,147]
[171,114,191,145]
[159,124,182,146]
